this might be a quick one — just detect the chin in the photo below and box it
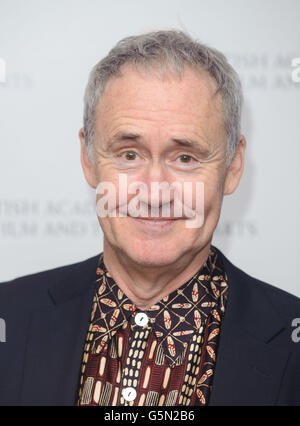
[118,236,190,268]
[125,251,180,268]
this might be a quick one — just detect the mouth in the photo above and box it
[129,216,181,229]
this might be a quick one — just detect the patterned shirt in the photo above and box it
[77,245,228,406]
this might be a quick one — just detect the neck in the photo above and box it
[103,239,211,310]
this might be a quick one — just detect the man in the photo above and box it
[0,30,300,406]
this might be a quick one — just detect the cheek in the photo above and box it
[96,163,117,182]
[198,173,225,218]
[205,180,223,203]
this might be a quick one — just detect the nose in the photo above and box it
[139,161,177,214]
[144,156,168,182]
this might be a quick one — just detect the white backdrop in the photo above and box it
[0,0,299,296]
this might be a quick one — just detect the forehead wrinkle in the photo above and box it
[98,107,214,138]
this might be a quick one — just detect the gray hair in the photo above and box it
[83,30,243,165]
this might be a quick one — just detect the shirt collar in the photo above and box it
[90,246,228,366]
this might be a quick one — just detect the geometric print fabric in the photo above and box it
[77,245,228,406]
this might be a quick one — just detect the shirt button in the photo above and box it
[122,387,137,402]
[135,312,149,327]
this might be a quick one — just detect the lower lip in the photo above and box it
[132,218,178,229]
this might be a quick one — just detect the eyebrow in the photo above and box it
[107,132,209,155]
[107,132,141,147]
[172,138,200,149]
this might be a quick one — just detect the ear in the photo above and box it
[223,135,246,195]
[79,128,97,189]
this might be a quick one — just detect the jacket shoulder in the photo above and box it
[218,248,300,319]
[0,254,100,310]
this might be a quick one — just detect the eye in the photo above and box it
[176,154,195,163]
[120,151,139,161]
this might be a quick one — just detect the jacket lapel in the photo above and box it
[209,250,290,405]
[20,255,99,405]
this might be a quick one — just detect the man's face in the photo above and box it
[81,65,244,267]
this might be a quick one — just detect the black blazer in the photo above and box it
[0,247,300,406]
